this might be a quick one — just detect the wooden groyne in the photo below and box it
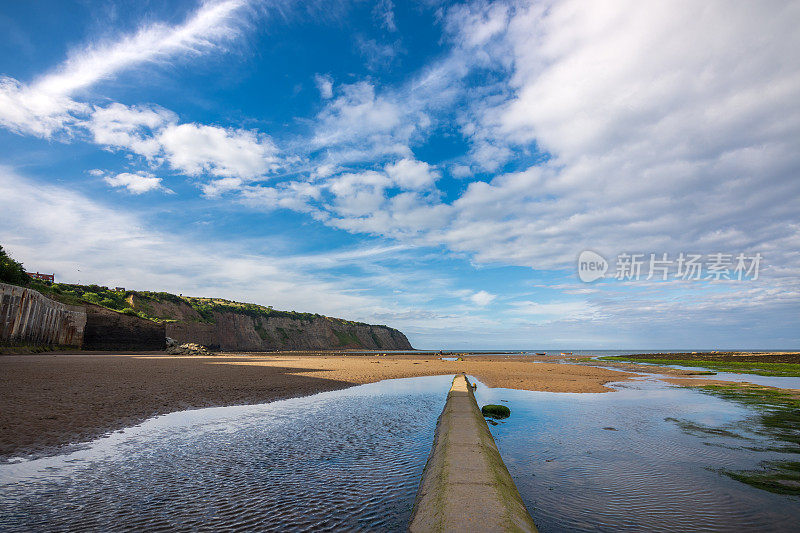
[409,374,537,532]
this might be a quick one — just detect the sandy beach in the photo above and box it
[0,351,633,459]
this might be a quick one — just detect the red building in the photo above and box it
[27,272,55,283]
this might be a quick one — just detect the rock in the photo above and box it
[165,337,179,348]
[481,404,511,419]
[166,342,212,356]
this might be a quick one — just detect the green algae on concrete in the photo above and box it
[409,374,537,532]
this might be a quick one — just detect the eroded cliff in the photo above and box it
[128,293,412,351]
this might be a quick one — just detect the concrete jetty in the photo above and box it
[409,374,537,532]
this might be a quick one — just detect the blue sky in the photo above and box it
[1,0,799,349]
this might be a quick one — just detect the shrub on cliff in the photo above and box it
[0,245,30,286]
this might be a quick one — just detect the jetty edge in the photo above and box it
[409,374,537,532]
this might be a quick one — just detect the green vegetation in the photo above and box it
[599,356,800,377]
[0,343,73,354]
[481,404,511,419]
[0,245,30,286]
[333,329,360,346]
[178,296,357,326]
[5,273,389,348]
[19,282,176,323]
[724,461,800,496]
[254,319,273,342]
[370,331,383,349]
[673,383,800,495]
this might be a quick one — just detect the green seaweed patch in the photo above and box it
[597,356,800,377]
[675,383,800,495]
[482,404,511,419]
[722,461,800,495]
[665,417,749,439]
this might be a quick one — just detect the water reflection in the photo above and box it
[0,375,453,532]
[473,376,800,532]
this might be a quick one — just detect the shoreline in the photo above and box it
[1,351,633,461]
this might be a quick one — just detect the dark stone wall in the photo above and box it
[82,304,165,351]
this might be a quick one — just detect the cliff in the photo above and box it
[21,282,412,351]
[82,304,165,351]
[128,294,412,351]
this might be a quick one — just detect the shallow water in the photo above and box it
[474,374,800,532]
[0,375,453,532]
[660,365,800,389]
[3,372,799,532]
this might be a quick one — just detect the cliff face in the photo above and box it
[83,304,165,351]
[130,295,412,351]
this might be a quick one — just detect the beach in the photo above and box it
[0,351,633,459]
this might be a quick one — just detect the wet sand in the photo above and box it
[0,352,632,459]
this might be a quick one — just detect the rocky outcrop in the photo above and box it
[165,342,212,356]
[129,294,412,351]
[82,304,165,351]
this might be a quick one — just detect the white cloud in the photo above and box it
[422,0,800,271]
[356,37,398,71]
[445,1,509,49]
[373,0,397,32]
[238,0,800,329]
[327,171,391,217]
[158,123,279,180]
[0,167,389,320]
[240,181,323,213]
[88,102,176,158]
[103,171,170,194]
[32,0,251,97]
[450,164,473,178]
[469,290,495,306]
[0,0,253,139]
[0,76,85,137]
[508,300,602,321]
[314,74,333,99]
[385,158,440,190]
[313,82,403,147]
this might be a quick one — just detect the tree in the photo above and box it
[0,245,30,286]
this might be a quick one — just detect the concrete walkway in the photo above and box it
[409,374,537,532]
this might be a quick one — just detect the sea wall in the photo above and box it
[0,282,85,347]
[409,374,537,532]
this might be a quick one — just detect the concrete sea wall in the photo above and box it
[0,282,85,347]
[409,374,537,532]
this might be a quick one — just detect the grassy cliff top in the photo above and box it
[26,280,387,328]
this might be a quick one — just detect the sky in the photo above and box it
[1,0,798,350]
